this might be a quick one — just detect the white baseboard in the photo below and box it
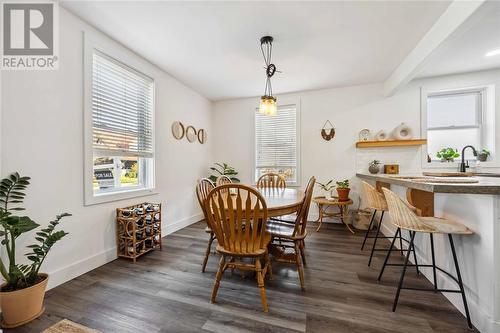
[47,246,116,290]
[46,213,202,291]
[379,223,494,333]
[162,213,203,236]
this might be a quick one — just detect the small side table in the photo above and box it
[313,196,354,233]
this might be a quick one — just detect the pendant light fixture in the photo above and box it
[259,36,278,116]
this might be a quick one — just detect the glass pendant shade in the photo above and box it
[259,96,277,116]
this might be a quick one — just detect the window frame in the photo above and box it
[421,85,495,169]
[253,98,301,186]
[83,32,157,206]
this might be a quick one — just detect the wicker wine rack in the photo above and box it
[116,202,162,262]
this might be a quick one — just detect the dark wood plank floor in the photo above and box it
[6,222,477,333]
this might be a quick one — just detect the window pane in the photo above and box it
[256,167,297,184]
[92,51,154,158]
[255,105,298,183]
[120,157,140,188]
[427,93,479,128]
[427,128,480,161]
[93,156,146,195]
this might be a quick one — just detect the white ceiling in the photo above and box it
[418,1,500,78]
[62,1,450,101]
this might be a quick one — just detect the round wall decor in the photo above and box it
[171,121,185,140]
[186,126,197,143]
[197,129,207,144]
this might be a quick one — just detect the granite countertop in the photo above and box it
[356,173,500,195]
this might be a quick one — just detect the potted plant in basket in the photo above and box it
[436,148,460,162]
[316,180,335,200]
[477,149,490,162]
[208,163,240,183]
[0,172,71,328]
[335,179,350,201]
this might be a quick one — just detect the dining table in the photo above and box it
[256,187,305,217]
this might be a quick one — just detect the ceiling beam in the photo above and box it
[383,0,485,97]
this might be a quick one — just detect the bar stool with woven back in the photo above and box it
[361,181,419,269]
[266,176,315,290]
[205,183,273,312]
[195,178,216,272]
[379,188,474,329]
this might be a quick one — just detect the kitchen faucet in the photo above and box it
[459,145,478,172]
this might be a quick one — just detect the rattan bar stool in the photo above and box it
[360,181,419,270]
[379,188,473,329]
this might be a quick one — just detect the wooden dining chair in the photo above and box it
[266,176,315,290]
[379,187,473,328]
[205,184,272,312]
[257,173,286,190]
[215,175,232,187]
[196,178,216,273]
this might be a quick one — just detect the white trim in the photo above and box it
[83,31,157,205]
[163,213,203,235]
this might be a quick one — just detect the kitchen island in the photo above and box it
[357,173,500,333]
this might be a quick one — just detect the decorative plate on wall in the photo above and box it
[171,121,185,140]
[186,126,197,143]
[197,129,207,144]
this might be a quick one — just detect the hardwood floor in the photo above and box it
[6,222,477,333]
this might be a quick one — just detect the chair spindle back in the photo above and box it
[205,184,269,255]
[257,173,286,190]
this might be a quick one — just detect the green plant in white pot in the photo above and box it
[0,172,71,328]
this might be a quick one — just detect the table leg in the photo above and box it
[340,205,355,234]
[316,204,324,232]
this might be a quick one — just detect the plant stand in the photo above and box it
[116,203,162,262]
[313,196,354,233]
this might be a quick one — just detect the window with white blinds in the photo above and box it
[255,105,299,184]
[92,51,154,157]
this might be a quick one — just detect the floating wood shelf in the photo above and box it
[356,139,427,148]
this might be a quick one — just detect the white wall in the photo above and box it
[0,8,212,289]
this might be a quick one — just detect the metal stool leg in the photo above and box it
[368,211,384,266]
[361,209,377,250]
[448,234,473,329]
[430,233,437,289]
[378,227,400,281]
[398,231,404,256]
[410,231,420,276]
[392,231,416,312]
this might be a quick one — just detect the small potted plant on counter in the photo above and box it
[436,148,460,162]
[477,149,490,162]
[336,179,350,201]
[368,160,381,174]
[316,180,335,200]
[0,172,71,328]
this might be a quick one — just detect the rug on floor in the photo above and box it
[42,319,101,333]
